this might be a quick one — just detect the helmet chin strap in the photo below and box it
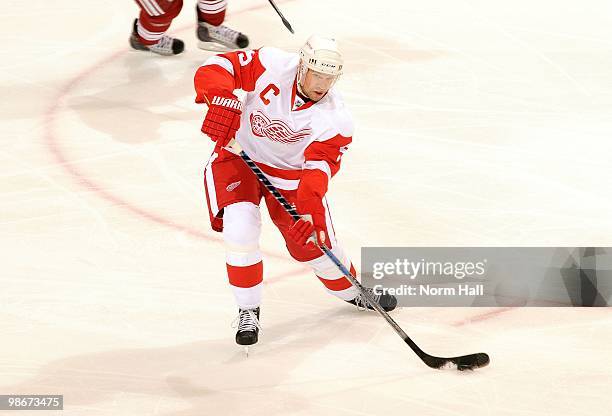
[296,62,308,97]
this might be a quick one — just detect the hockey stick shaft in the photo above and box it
[224,140,488,370]
[267,0,294,33]
[231,143,410,338]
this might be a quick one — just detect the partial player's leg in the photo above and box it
[196,0,249,51]
[223,202,263,346]
[203,150,264,346]
[265,191,397,311]
[131,0,185,56]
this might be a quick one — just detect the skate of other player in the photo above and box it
[196,0,249,51]
[129,0,248,56]
[194,35,397,350]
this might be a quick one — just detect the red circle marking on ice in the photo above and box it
[43,2,304,266]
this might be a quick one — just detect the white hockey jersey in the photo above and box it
[194,47,354,190]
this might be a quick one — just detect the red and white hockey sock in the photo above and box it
[307,245,358,301]
[135,0,183,45]
[228,261,263,309]
[317,263,359,301]
[197,0,227,26]
[136,18,168,45]
[222,202,264,308]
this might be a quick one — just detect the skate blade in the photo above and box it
[197,40,241,52]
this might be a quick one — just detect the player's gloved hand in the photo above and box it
[291,168,330,248]
[288,199,328,250]
[288,217,316,248]
[295,197,328,246]
[201,94,243,149]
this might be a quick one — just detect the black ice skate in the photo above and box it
[234,307,261,355]
[129,19,184,56]
[196,13,249,51]
[346,288,398,312]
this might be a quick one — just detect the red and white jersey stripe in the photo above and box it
[197,0,227,14]
[136,0,164,16]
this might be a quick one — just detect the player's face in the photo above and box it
[301,69,337,101]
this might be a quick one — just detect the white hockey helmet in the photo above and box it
[299,35,344,77]
[297,36,344,97]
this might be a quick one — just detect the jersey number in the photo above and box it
[238,50,255,66]
[260,84,280,105]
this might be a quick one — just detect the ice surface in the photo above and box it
[1,0,612,414]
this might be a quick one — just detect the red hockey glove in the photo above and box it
[288,218,316,248]
[201,94,243,149]
[288,168,330,248]
[296,197,328,246]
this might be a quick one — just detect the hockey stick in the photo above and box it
[267,0,294,34]
[225,140,490,371]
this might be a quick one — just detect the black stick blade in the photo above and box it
[282,17,294,34]
[267,0,294,34]
[424,353,490,371]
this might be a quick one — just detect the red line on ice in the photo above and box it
[451,307,514,326]
[42,2,300,264]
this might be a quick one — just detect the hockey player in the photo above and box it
[130,0,248,56]
[194,36,397,348]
